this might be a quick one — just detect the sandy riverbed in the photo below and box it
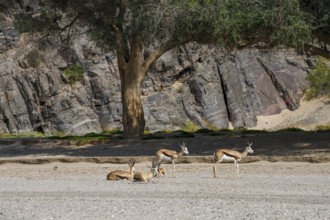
[0,161,329,220]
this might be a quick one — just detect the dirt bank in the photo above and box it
[1,131,329,219]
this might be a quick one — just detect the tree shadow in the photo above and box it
[0,131,329,158]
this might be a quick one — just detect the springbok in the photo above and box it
[213,142,253,178]
[133,161,159,182]
[155,142,189,177]
[106,162,135,181]
[157,167,165,177]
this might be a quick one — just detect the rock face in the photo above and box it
[143,45,310,131]
[0,20,311,135]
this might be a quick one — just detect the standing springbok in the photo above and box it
[133,161,159,182]
[106,162,135,181]
[213,142,253,178]
[155,143,189,177]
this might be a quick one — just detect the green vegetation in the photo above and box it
[47,132,112,145]
[305,57,330,100]
[102,129,123,135]
[314,125,330,132]
[14,9,59,35]
[25,50,41,68]
[63,64,84,85]
[162,129,174,134]
[182,121,200,133]
[9,0,328,140]
[0,132,45,138]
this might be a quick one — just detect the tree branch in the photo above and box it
[140,40,190,80]
[59,13,81,34]
[304,44,330,59]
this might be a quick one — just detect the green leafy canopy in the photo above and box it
[12,0,316,51]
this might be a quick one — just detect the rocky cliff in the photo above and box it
[0,19,311,135]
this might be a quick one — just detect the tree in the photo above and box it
[300,0,330,58]
[3,0,329,139]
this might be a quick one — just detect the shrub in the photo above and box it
[162,129,173,133]
[182,121,200,132]
[314,125,330,132]
[25,50,41,68]
[63,64,84,85]
[102,129,123,135]
[0,132,45,138]
[305,57,330,100]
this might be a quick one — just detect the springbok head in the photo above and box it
[179,142,189,155]
[147,160,159,177]
[246,142,254,153]
[128,161,136,173]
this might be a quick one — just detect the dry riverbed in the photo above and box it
[0,161,329,220]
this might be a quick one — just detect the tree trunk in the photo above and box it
[118,35,146,139]
[117,34,168,139]
[121,72,145,139]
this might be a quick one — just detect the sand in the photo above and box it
[0,97,330,219]
[252,97,330,131]
[0,161,330,220]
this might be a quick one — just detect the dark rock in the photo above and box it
[0,30,311,135]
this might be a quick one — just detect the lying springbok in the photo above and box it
[213,142,253,178]
[133,161,159,182]
[157,167,165,176]
[155,143,189,177]
[106,162,135,181]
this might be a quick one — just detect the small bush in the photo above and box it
[182,121,200,133]
[63,64,84,85]
[102,129,123,135]
[202,118,219,131]
[217,128,232,132]
[25,50,41,68]
[314,125,330,132]
[305,57,330,100]
[0,132,45,138]
[144,129,151,135]
[175,84,184,93]
[14,10,59,34]
[84,132,100,137]
[233,127,248,133]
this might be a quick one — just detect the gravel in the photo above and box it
[0,161,330,220]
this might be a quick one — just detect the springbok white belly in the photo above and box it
[161,154,172,161]
[221,154,236,162]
